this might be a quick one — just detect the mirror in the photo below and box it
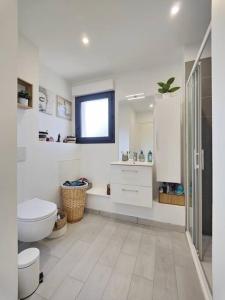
[118,96,154,160]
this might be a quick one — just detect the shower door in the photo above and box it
[186,63,203,259]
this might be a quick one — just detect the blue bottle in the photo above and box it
[147,150,152,162]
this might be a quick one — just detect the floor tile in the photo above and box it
[175,265,205,300]
[99,243,121,267]
[128,275,153,300]
[70,223,117,282]
[102,273,132,300]
[114,252,136,275]
[77,263,112,300]
[153,245,178,300]
[134,252,155,281]
[36,240,89,299]
[49,276,83,300]
[27,213,205,300]
[121,230,142,256]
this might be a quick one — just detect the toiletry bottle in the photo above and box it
[148,150,153,162]
[139,150,145,162]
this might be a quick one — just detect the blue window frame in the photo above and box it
[75,91,115,144]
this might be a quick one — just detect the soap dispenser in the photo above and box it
[147,150,153,162]
[139,150,145,162]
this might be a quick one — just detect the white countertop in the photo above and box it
[111,161,153,167]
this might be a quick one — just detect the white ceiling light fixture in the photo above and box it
[126,93,145,101]
[170,2,180,17]
[82,36,90,46]
[149,103,154,108]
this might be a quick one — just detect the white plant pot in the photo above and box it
[18,97,28,106]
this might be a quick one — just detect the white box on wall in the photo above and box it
[154,95,181,183]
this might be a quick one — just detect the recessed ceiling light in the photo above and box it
[82,36,89,45]
[149,104,154,108]
[170,2,180,17]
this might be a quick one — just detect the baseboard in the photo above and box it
[84,208,185,232]
[186,231,212,300]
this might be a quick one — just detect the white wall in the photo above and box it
[17,35,80,206]
[39,64,73,140]
[73,63,185,225]
[212,1,225,298]
[0,0,18,299]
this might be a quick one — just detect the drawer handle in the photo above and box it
[122,188,139,193]
[121,170,138,173]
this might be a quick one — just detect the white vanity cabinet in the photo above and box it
[110,162,153,208]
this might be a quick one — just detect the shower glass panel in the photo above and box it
[186,66,202,256]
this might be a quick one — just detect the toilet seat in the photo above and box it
[17,198,57,222]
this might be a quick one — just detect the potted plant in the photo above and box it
[157,77,180,97]
[18,90,30,106]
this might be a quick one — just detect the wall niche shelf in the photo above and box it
[17,78,33,109]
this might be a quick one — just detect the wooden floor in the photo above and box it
[19,213,205,300]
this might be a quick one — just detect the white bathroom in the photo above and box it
[3,0,225,300]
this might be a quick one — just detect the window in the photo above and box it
[75,91,115,143]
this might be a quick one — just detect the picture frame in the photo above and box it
[56,95,72,120]
[39,86,54,115]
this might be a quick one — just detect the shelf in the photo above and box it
[86,187,110,198]
[18,78,33,109]
[17,103,32,110]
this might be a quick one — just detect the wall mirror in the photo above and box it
[118,96,154,160]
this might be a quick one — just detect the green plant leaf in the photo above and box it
[168,86,180,93]
[157,82,165,87]
[158,88,165,94]
[167,77,175,85]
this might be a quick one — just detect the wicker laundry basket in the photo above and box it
[61,183,88,223]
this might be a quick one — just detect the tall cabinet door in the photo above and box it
[154,96,181,183]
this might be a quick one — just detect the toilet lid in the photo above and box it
[18,248,40,269]
[17,198,57,222]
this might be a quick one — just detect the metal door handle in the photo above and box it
[122,188,138,193]
[121,170,138,173]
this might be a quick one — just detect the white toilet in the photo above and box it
[17,198,57,242]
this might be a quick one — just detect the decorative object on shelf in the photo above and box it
[138,150,145,162]
[147,150,153,162]
[133,152,138,162]
[17,78,33,109]
[175,184,184,195]
[18,90,30,107]
[39,86,54,115]
[39,131,48,141]
[63,136,76,143]
[56,133,61,142]
[121,151,128,161]
[157,77,180,94]
[107,184,111,195]
[56,95,72,120]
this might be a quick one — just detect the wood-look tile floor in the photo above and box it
[19,213,204,300]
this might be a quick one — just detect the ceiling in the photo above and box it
[18,0,211,82]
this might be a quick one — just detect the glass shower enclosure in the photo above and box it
[185,25,212,290]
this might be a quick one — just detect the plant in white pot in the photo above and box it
[157,77,180,97]
[18,90,30,106]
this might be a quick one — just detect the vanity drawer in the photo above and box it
[111,184,152,208]
[111,165,152,187]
